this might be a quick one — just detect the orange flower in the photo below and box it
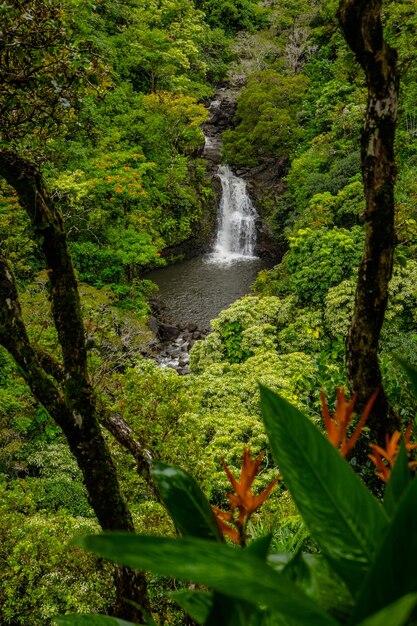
[369,424,417,482]
[321,388,379,457]
[213,448,280,546]
[212,507,239,544]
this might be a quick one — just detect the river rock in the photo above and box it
[158,323,180,341]
[148,315,159,335]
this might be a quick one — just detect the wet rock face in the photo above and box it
[206,94,237,134]
[202,89,237,173]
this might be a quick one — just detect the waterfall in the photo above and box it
[209,165,258,263]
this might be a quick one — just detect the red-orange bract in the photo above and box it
[213,448,280,546]
[320,388,379,457]
[369,423,417,482]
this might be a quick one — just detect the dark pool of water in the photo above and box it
[147,254,273,330]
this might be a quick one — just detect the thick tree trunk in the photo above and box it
[338,0,400,442]
[0,150,150,621]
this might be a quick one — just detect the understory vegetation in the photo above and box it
[1,0,417,623]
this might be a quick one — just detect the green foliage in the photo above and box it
[0,0,108,152]
[26,443,92,517]
[194,0,267,33]
[56,617,135,626]
[0,348,39,476]
[261,387,389,593]
[286,137,361,212]
[284,226,364,305]
[151,462,223,541]
[78,534,337,626]
[4,0,417,622]
[68,362,417,625]
[0,480,113,624]
[222,71,309,166]
[220,321,253,363]
[0,182,39,281]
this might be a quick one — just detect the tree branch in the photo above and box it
[100,411,160,500]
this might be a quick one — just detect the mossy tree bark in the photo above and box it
[0,149,150,622]
[338,0,400,442]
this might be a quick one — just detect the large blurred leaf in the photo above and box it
[170,590,212,624]
[151,462,223,541]
[282,552,352,622]
[205,593,259,626]
[76,534,338,626]
[350,478,417,623]
[354,593,417,626]
[55,617,136,625]
[383,441,411,517]
[260,386,389,594]
[171,589,268,626]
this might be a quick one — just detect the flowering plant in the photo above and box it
[57,361,417,626]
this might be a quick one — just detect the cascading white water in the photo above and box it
[209,165,258,263]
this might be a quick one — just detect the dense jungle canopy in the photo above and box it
[1,0,417,624]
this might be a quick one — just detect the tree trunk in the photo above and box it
[338,0,400,442]
[0,149,150,622]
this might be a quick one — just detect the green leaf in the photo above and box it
[205,593,257,626]
[351,478,417,623]
[151,462,223,541]
[282,552,352,622]
[383,441,411,517]
[204,539,274,626]
[247,535,272,560]
[260,386,388,594]
[170,590,212,624]
[170,535,272,626]
[354,594,417,626]
[76,534,338,626]
[54,616,136,626]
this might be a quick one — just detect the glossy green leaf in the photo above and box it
[171,540,273,625]
[354,593,417,626]
[170,590,213,624]
[351,478,417,623]
[260,386,389,594]
[383,441,411,516]
[205,537,274,626]
[76,534,338,626]
[205,535,272,626]
[55,616,136,626]
[151,462,223,541]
